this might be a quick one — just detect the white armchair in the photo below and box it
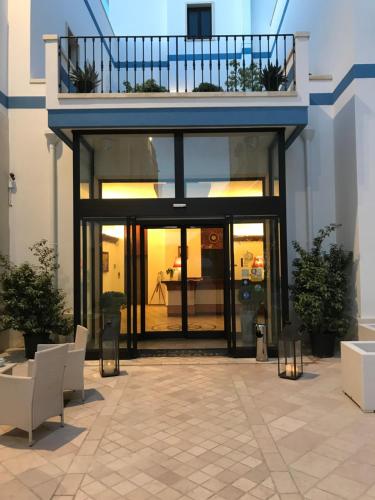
[0,344,68,446]
[35,325,89,401]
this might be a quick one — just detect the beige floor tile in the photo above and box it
[316,472,368,499]
[290,451,340,479]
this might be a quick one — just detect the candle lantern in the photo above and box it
[278,323,303,380]
[100,320,120,377]
[99,292,124,377]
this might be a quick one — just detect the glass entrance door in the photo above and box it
[137,222,229,352]
[80,217,282,357]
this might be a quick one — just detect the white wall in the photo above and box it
[109,0,251,36]
[0,0,9,258]
[30,0,114,79]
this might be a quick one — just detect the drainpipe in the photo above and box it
[45,133,61,287]
[301,128,315,249]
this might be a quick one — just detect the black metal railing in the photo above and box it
[59,34,295,94]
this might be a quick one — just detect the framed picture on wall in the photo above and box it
[102,251,109,272]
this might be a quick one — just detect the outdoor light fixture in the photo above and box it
[100,320,120,377]
[278,322,303,380]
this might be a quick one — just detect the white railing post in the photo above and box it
[294,32,310,105]
[43,34,59,108]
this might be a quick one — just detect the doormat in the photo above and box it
[139,349,228,357]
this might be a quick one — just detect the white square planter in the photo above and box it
[341,341,375,411]
[358,323,375,341]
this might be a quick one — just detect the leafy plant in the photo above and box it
[226,60,262,91]
[290,224,352,337]
[70,63,101,93]
[261,62,287,91]
[123,78,167,93]
[166,268,174,279]
[192,82,223,92]
[0,240,72,338]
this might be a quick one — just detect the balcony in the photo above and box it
[44,32,310,144]
[58,34,296,94]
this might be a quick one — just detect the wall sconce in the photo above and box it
[8,173,17,206]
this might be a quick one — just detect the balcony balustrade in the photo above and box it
[58,34,296,94]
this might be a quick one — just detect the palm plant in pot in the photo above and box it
[261,62,287,91]
[290,224,352,357]
[0,240,72,359]
[70,63,100,93]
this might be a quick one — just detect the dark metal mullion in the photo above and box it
[140,226,146,334]
[278,129,289,323]
[223,218,231,352]
[126,221,132,351]
[229,216,236,351]
[131,220,138,350]
[82,222,88,327]
[181,227,188,335]
[174,133,184,198]
[73,132,81,329]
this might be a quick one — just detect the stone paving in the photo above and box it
[0,357,375,499]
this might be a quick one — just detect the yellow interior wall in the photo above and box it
[233,240,264,280]
[147,227,202,303]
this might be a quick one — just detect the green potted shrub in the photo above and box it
[225,60,262,91]
[192,82,223,92]
[123,78,167,93]
[70,63,101,93]
[260,62,287,91]
[290,224,352,357]
[0,240,72,359]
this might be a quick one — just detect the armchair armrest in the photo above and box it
[0,375,33,412]
[38,343,75,352]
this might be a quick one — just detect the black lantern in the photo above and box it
[99,292,124,377]
[278,323,303,380]
[100,320,120,377]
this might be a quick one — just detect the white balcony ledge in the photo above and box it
[57,90,298,99]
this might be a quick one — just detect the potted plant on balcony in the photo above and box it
[70,63,101,93]
[290,224,352,357]
[0,240,72,359]
[226,60,262,91]
[260,62,287,91]
[192,82,223,92]
[123,79,167,93]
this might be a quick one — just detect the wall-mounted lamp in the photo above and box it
[8,173,17,206]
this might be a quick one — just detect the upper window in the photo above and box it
[187,5,212,38]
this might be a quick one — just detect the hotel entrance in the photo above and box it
[75,129,287,357]
[81,216,282,357]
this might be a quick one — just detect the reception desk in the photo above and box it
[162,278,224,316]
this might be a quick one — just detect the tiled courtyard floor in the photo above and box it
[1,357,375,499]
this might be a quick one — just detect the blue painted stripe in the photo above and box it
[309,93,334,106]
[7,96,46,109]
[310,64,375,106]
[48,106,308,129]
[271,0,290,54]
[0,90,8,108]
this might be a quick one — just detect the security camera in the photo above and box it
[9,173,17,192]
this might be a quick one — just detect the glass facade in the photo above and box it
[76,130,286,357]
[80,134,175,199]
[184,132,279,198]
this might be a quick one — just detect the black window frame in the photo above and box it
[187,4,213,39]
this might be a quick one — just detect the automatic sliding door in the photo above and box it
[143,227,183,334]
[186,227,225,335]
